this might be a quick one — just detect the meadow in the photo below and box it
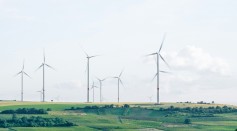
[0,101,236,131]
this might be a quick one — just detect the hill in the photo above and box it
[0,102,236,130]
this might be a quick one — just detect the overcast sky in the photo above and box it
[0,0,237,104]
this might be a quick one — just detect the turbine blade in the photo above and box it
[23,72,31,78]
[80,46,89,57]
[159,54,170,69]
[119,79,125,87]
[84,62,88,74]
[93,85,99,88]
[91,81,95,89]
[119,70,124,77]
[102,78,107,81]
[45,64,55,70]
[22,60,25,70]
[146,53,157,57]
[36,64,43,71]
[151,73,158,82]
[95,77,101,81]
[160,70,171,74]
[158,33,166,53]
[14,71,22,77]
[89,55,99,59]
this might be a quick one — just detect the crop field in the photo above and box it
[0,101,236,131]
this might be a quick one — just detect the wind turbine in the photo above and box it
[148,96,153,102]
[147,34,170,104]
[36,90,43,102]
[91,81,98,103]
[36,50,54,102]
[96,77,107,103]
[113,70,124,103]
[83,50,98,103]
[15,60,30,102]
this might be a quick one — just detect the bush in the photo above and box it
[1,108,48,114]
[184,118,191,124]
[123,104,130,108]
[91,106,99,109]
[0,116,76,128]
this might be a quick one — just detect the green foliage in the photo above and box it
[1,108,48,114]
[0,116,75,128]
[160,105,237,114]
[46,108,52,111]
[184,118,191,124]
[123,104,130,108]
[66,104,116,110]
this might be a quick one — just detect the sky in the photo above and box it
[0,0,237,104]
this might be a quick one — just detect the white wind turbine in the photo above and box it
[113,70,124,103]
[83,50,98,103]
[15,60,30,102]
[148,96,153,102]
[91,81,98,103]
[36,90,43,102]
[36,50,55,102]
[147,34,170,104]
[96,77,107,103]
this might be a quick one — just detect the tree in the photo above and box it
[123,104,130,108]
[184,118,191,124]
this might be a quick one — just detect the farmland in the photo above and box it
[0,102,236,130]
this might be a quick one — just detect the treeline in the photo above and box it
[0,108,51,114]
[66,104,130,110]
[159,106,237,114]
[0,114,75,128]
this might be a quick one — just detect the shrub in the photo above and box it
[123,104,130,108]
[0,116,76,128]
[1,108,48,114]
[91,106,99,109]
[184,118,191,124]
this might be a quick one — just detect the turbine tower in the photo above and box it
[91,81,98,103]
[83,50,98,103]
[96,77,107,103]
[113,70,124,103]
[36,50,54,102]
[15,60,30,102]
[147,34,170,104]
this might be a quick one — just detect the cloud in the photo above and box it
[170,45,230,76]
[158,45,232,98]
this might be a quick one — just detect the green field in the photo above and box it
[0,101,236,131]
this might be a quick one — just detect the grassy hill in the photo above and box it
[0,102,236,131]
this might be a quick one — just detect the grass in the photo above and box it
[0,102,236,130]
